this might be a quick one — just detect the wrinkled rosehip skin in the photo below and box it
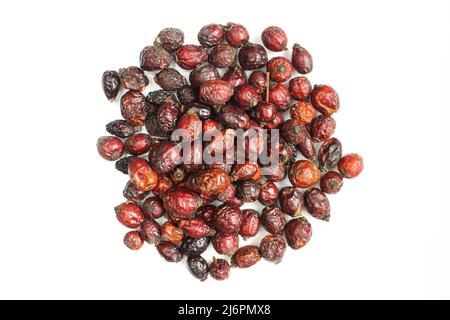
[154,68,187,91]
[213,204,244,234]
[170,166,188,184]
[292,44,313,74]
[140,218,161,244]
[116,156,135,174]
[281,120,316,160]
[102,71,121,101]
[123,180,149,202]
[176,113,202,141]
[269,83,291,110]
[238,43,268,70]
[124,133,151,156]
[248,71,268,94]
[225,23,249,47]
[209,43,237,68]
[157,100,180,134]
[115,203,144,229]
[187,255,209,281]
[153,174,173,197]
[217,185,244,207]
[290,101,316,125]
[141,196,164,219]
[320,171,344,194]
[179,218,212,238]
[311,85,340,116]
[189,64,220,88]
[219,103,250,129]
[255,102,277,123]
[318,138,342,170]
[284,217,312,249]
[212,232,239,256]
[236,180,260,203]
[128,157,158,192]
[264,111,284,129]
[239,209,261,239]
[264,162,287,182]
[261,26,288,52]
[175,45,209,70]
[124,231,144,250]
[234,85,262,110]
[161,221,184,244]
[304,188,331,221]
[289,76,312,100]
[163,188,203,219]
[180,236,211,257]
[146,89,177,106]
[268,138,296,165]
[310,115,336,142]
[150,141,182,174]
[261,207,286,235]
[338,153,364,179]
[289,160,321,189]
[140,46,172,71]
[199,80,234,106]
[222,65,247,88]
[231,245,261,268]
[258,180,279,207]
[120,90,150,126]
[267,57,293,83]
[97,136,124,161]
[106,120,140,138]
[157,241,183,263]
[259,235,286,263]
[186,168,231,197]
[195,205,216,226]
[119,66,149,91]
[209,258,230,281]
[198,24,225,47]
[279,187,303,217]
[231,162,258,181]
[154,27,184,52]
[177,85,197,105]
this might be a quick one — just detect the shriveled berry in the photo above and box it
[239,209,261,239]
[269,83,291,110]
[213,204,244,234]
[124,133,151,155]
[106,120,140,138]
[304,188,331,221]
[161,221,184,245]
[289,76,312,100]
[186,168,232,197]
[311,85,340,116]
[140,46,172,71]
[124,231,144,250]
[292,43,313,74]
[209,43,237,68]
[199,80,234,106]
[156,241,183,262]
[279,187,303,217]
[180,237,211,257]
[153,174,173,197]
[115,202,144,228]
[318,138,342,170]
[177,85,197,105]
[102,71,121,101]
[231,245,261,268]
[267,57,293,83]
[123,180,149,202]
[261,26,288,52]
[289,160,321,189]
[261,207,286,235]
[320,171,344,194]
[154,27,184,52]
[222,65,247,88]
[150,141,182,174]
[310,115,336,142]
[217,185,243,207]
[231,162,259,181]
[157,99,180,134]
[338,153,364,179]
[238,43,268,70]
[195,205,216,226]
[189,64,220,88]
[236,180,260,203]
[163,188,203,219]
[146,90,177,106]
[119,66,149,91]
[115,156,135,174]
[281,119,309,145]
[255,102,277,123]
[179,218,212,238]
[259,235,286,263]
[176,113,202,141]
[234,85,262,110]
[175,45,208,70]
[120,90,150,126]
[209,258,230,281]
[248,70,268,94]
[128,157,158,192]
[284,217,312,249]
[97,136,124,161]
[219,103,250,129]
[225,23,249,47]
[264,162,287,182]
[142,196,164,219]
[258,180,279,207]
[154,68,187,91]
[212,232,239,256]
[140,218,161,243]
[290,101,315,125]
[198,23,225,47]
[187,255,209,281]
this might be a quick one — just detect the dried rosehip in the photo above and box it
[124,133,151,155]
[318,138,342,170]
[231,162,258,181]
[153,174,173,197]
[338,153,364,179]
[234,85,262,110]
[123,180,149,203]
[261,26,288,52]
[195,205,216,226]
[320,171,344,194]
[187,103,213,120]
[222,65,247,88]
[161,221,183,245]
[102,71,121,101]
[231,245,261,268]
[180,236,211,257]
[154,68,187,91]
[97,136,124,161]
[209,258,230,281]
[154,27,184,52]
[268,138,296,165]
[212,232,239,256]
[128,157,158,192]
[177,85,197,105]
[248,71,268,94]
[179,218,212,238]
[213,204,244,234]
[157,241,183,263]
[238,43,268,70]
[269,83,291,110]
[239,209,261,239]
[198,23,225,47]
[189,64,220,88]
[284,217,312,249]
[288,160,321,189]
[140,218,161,244]
[120,90,150,126]
[176,113,202,141]
[259,235,286,263]
[281,120,315,160]
[311,85,340,116]
[310,115,336,142]
[292,43,313,74]
[219,103,250,129]
[170,166,188,185]
[199,80,234,106]
[157,99,180,134]
[141,196,164,219]
[225,23,249,47]
[186,168,231,197]
[261,207,286,235]
[255,102,277,123]
[304,188,330,221]
[140,46,172,71]
[289,76,312,100]
[217,185,243,207]
[115,202,144,229]
[290,101,315,125]
[115,156,135,174]
[106,120,140,139]
[146,90,177,106]
[264,111,284,129]
[258,180,279,207]
[119,66,149,91]
[150,141,182,174]
[279,187,303,217]
[264,162,287,182]
[209,43,237,68]
[187,255,209,281]
[175,45,208,70]
[236,180,260,203]
[267,57,293,83]
[124,231,144,250]
[163,188,203,219]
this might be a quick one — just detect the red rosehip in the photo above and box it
[320,171,344,194]
[288,160,321,189]
[290,101,316,125]
[338,153,364,179]
[222,65,247,88]
[259,235,286,263]
[140,218,161,244]
[279,187,303,217]
[141,196,164,219]
[123,231,144,250]
[195,204,217,226]
[176,113,202,141]
[269,83,291,110]
[119,66,149,91]
[239,209,261,239]
[186,168,232,197]
[248,70,268,94]
[212,232,239,256]
[189,63,220,88]
[238,43,268,70]
[289,76,312,100]
[124,133,151,156]
[163,188,204,219]
[284,217,312,249]
[261,207,286,235]
[115,202,144,228]
[198,23,225,47]
[231,245,261,268]
[209,43,237,68]
[258,180,279,207]
[261,26,288,52]
[310,115,336,142]
[179,218,212,238]
[225,23,249,47]
[97,136,124,161]
[267,57,293,83]
[209,258,231,281]
[128,157,158,192]
[311,85,340,116]
[199,80,234,106]
[292,43,313,74]
[213,204,244,234]
[156,241,183,263]
[304,188,331,221]
[234,84,262,110]
[139,46,172,71]
[175,45,208,70]
[154,27,184,53]
[120,90,150,126]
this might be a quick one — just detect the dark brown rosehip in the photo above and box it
[261,26,288,52]
[213,204,244,234]
[161,221,184,245]
[259,235,286,263]
[128,157,158,192]
[123,180,149,203]
[175,45,208,70]
[189,64,220,88]
[177,85,197,105]
[187,255,209,281]
[180,236,211,257]
[292,43,313,74]
[146,89,177,106]
[154,68,187,91]
[267,57,293,83]
[187,103,213,121]
[120,90,150,126]
[209,258,230,281]
[318,137,342,170]
[320,171,344,194]
[115,202,144,229]
[97,136,124,161]
[258,180,279,207]
[238,42,268,70]
[141,196,164,219]
[304,188,331,221]
[261,207,286,235]
[179,218,212,238]
[154,27,184,52]
[234,85,262,110]
[140,45,172,71]
[310,115,336,142]
[198,23,225,47]
[212,232,239,256]
[186,168,232,198]
[236,180,260,203]
[311,85,340,116]
[140,218,161,244]
[279,187,303,217]
[199,80,234,106]
[123,231,144,250]
[106,120,140,139]
[222,65,247,88]
[209,43,237,68]
[248,70,268,94]
[288,160,321,189]
[150,141,182,174]
[289,76,312,100]
[239,209,261,239]
[102,70,121,101]
[225,23,249,47]
[231,245,261,268]
[269,83,291,110]
[290,101,315,125]
[219,103,250,129]
[119,66,149,91]
[124,133,151,156]
[163,188,203,219]
[338,153,364,179]
[115,156,135,174]
[156,241,183,263]
[284,217,312,249]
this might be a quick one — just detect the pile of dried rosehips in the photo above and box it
[97,24,364,281]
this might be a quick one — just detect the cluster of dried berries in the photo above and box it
[98,24,364,281]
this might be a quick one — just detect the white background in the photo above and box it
[0,0,448,300]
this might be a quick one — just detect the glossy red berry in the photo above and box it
[338,154,364,179]
[267,57,293,83]
[124,133,151,156]
[311,85,340,116]
[128,157,158,192]
[115,202,144,229]
[123,231,144,250]
[320,171,344,194]
[234,84,262,110]
[97,136,124,161]
[288,160,321,189]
